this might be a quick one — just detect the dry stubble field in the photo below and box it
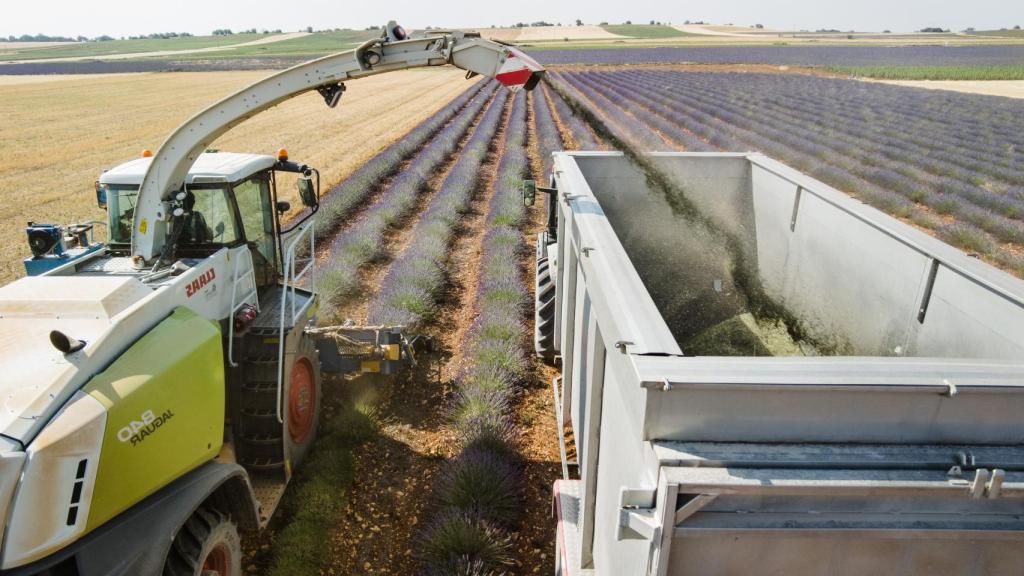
[0,68,475,280]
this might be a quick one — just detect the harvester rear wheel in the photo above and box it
[236,330,321,472]
[163,507,241,576]
[284,332,321,468]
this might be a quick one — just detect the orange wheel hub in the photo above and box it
[288,358,316,444]
[202,542,231,576]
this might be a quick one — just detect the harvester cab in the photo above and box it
[0,21,542,575]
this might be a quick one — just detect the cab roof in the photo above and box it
[99,152,278,187]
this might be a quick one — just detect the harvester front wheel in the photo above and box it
[163,507,241,576]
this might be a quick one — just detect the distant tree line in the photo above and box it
[212,28,282,36]
[919,27,951,33]
[127,32,194,40]
[1,28,287,43]
[2,33,84,42]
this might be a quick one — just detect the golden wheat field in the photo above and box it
[0,68,476,281]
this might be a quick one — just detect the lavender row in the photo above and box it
[545,82,605,151]
[596,70,1024,247]
[313,80,489,242]
[555,70,1024,274]
[576,71,1024,258]
[530,86,565,179]
[317,82,498,307]
[529,45,1024,67]
[420,92,531,573]
[624,70,1024,185]
[552,71,665,152]
[367,88,510,327]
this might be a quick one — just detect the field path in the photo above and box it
[672,24,766,37]
[0,32,310,63]
[867,79,1024,99]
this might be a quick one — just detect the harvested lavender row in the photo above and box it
[420,92,530,574]
[530,86,564,179]
[367,88,510,327]
[568,71,709,152]
[555,68,1024,275]
[317,82,499,305]
[313,80,489,242]
[555,71,666,151]
[545,82,604,151]
[590,70,1024,256]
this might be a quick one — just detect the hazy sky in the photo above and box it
[3,0,1022,38]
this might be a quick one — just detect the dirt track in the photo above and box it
[866,78,1024,99]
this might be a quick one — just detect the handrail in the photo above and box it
[227,248,259,367]
[276,221,316,424]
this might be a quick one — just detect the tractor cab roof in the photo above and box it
[99,152,278,187]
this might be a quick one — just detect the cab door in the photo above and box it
[233,172,278,288]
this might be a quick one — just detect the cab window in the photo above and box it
[180,186,241,246]
[107,185,138,245]
[233,174,278,284]
[234,176,275,257]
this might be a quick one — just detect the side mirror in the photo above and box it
[95,182,107,209]
[297,178,317,208]
[523,179,537,207]
[276,201,291,213]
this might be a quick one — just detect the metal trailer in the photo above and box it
[540,152,1024,576]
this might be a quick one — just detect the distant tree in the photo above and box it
[649,20,655,25]
[305,26,313,33]
[272,29,282,33]
[96,35,114,41]
[1015,25,1022,30]
[919,27,946,33]
[212,29,234,36]
[883,29,891,33]
[576,19,583,26]
[755,23,764,29]
[624,20,632,25]
[964,27,975,32]
[684,20,691,24]
[599,21,608,26]
[491,24,496,28]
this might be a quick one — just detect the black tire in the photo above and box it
[163,508,241,576]
[535,233,557,365]
[236,330,321,472]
